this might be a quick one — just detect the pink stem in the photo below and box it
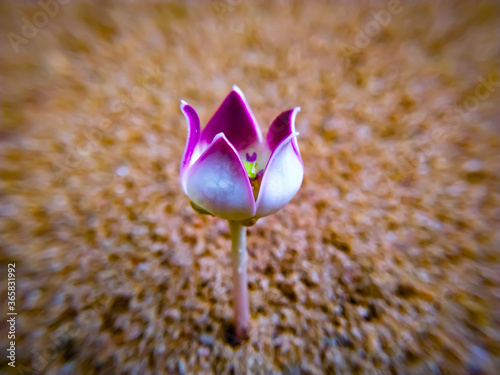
[229,220,249,340]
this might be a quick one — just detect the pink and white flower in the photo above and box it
[180,86,303,221]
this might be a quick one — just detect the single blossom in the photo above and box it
[180,86,303,222]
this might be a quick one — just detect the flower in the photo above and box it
[180,85,303,222]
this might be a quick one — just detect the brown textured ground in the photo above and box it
[1,1,499,374]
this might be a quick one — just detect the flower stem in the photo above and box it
[229,220,249,341]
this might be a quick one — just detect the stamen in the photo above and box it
[250,170,264,200]
[246,152,257,162]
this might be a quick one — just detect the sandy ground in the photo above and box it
[1,1,499,374]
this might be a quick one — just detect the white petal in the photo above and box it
[185,133,256,221]
[255,133,303,218]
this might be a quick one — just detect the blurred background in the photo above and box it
[1,1,499,374]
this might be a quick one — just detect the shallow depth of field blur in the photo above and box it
[1,1,499,374]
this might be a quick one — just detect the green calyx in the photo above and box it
[190,200,214,216]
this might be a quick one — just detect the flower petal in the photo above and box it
[267,107,302,164]
[180,100,200,192]
[184,133,256,220]
[201,85,262,151]
[255,132,303,219]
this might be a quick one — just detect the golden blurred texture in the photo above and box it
[0,1,499,374]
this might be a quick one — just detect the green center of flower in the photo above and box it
[243,152,258,179]
[244,161,257,179]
